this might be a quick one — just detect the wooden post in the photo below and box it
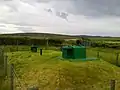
[10,64,14,90]
[116,53,119,66]
[0,78,4,90]
[46,38,48,50]
[40,49,42,55]
[110,80,115,90]
[4,55,8,76]
[16,40,18,51]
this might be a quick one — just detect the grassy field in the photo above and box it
[3,49,120,90]
[1,45,120,65]
[1,45,120,90]
[87,47,120,65]
[1,33,120,90]
[3,45,119,65]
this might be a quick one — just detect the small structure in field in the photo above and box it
[31,46,38,52]
[62,45,86,59]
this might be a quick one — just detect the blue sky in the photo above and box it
[0,0,120,36]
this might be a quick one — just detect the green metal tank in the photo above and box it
[62,45,86,59]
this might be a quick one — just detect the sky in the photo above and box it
[0,0,120,36]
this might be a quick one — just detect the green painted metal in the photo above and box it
[31,46,38,52]
[62,45,86,59]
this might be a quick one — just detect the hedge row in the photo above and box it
[0,36,120,49]
[91,42,120,49]
[0,37,65,46]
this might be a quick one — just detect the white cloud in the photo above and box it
[0,0,120,36]
[0,23,23,34]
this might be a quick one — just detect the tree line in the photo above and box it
[0,36,120,49]
[0,37,65,46]
[91,42,120,49]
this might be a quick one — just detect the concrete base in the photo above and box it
[57,57,99,62]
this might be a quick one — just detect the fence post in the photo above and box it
[16,40,18,51]
[10,64,14,90]
[46,38,49,50]
[116,53,119,66]
[4,55,8,76]
[110,80,116,90]
[40,49,42,55]
[97,51,100,58]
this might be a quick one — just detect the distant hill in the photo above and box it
[75,35,102,38]
[0,33,114,39]
[0,33,80,39]
[74,35,112,38]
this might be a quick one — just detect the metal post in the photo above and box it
[97,51,100,58]
[40,49,42,55]
[116,53,119,66]
[110,80,115,90]
[10,64,14,90]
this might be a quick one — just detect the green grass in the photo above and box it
[0,45,61,53]
[6,50,120,90]
[2,45,120,66]
[86,47,120,65]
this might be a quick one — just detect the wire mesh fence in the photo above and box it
[86,47,120,66]
[0,47,9,90]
